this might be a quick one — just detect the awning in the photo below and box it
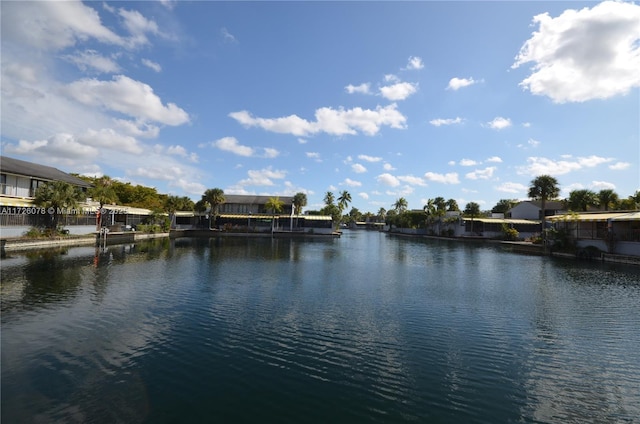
[0,197,35,207]
[219,214,332,221]
[465,218,540,225]
[548,212,628,222]
[611,211,640,221]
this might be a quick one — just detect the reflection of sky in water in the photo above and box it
[1,234,639,423]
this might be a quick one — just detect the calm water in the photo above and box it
[2,231,639,423]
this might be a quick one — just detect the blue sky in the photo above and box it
[1,1,638,213]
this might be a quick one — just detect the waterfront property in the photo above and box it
[507,200,566,220]
[0,156,96,237]
[549,211,640,256]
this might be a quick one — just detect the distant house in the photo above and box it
[507,200,565,220]
[0,156,96,237]
[175,194,334,234]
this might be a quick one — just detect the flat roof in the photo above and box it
[548,212,628,222]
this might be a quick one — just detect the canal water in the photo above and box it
[1,231,639,423]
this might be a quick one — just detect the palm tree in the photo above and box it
[202,188,225,230]
[393,197,408,214]
[292,192,307,215]
[292,192,307,230]
[265,196,284,233]
[446,198,459,212]
[324,191,335,206]
[463,202,481,234]
[528,175,560,236]
[567,189,598,212]
[34,181,84,232]
[377,207,387,221]
[424,199,436,232]
[337,190,352,213]
[88,176,118,230]
[597,189,619,211]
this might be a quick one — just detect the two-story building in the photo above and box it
[0,156,96,237]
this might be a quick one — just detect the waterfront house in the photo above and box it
[549,211,640,256]
[0,156,95,237]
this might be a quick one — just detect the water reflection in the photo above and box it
[1,233,639,423]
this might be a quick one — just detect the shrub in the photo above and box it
[501,223,519,241]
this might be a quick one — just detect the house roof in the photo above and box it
[222,194,294,205]
[0,156,92,188]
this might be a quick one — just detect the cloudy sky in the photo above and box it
[1,1,638,212]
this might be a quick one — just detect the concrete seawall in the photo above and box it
[1,232,169,254]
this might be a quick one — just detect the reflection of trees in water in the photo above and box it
[3,249,85,314]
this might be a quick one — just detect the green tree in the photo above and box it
[567,189,598,212]
[347,207,362,225]
[446,198,459,212]
[202,188,225,229]
[164,195,194,229]
[337,190,352,214]
[492,199,518,214]
[464,202,481,234]
[292,192,308,215]
[265,196,284,232]
[377,207,387,221]
[33,181,84,231]
[528,175,560,235]
[393,197,408,214]
[88,176,118,230]
[597,189,619,211]
[619,191,640,210]
[324,191,335,206]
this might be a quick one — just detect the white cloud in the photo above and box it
[518,155,614,176]
[379,82,418,101]
[448,161,456,166]
[397,175,426,186]
[358,154,382,163]
[345,83,371,94]
[3,133,98,161]
[424,172,460,184]
[229,103,406,137]
[405,56,424,70]
[221,27,237,43]
[351,163,367,173]
[465,166,496,180]
[358,192,369,200]
[142,58,162,72]
[114,119,160,138]
[64,75,190,125]
[78,128,143,154]
[384,74,400,83]
[447,77,477,90]
[63,50,121,73]
[430,117,463,127]
[512,1,640,103]
[459,159,479,166]
[212,137,254,157]
[591,180,617,190]
[237,167,287,187]
[343,178,362,187]
[376,173,401,187]
[609,162,630,170]
[306,152,321,162]
[383,163,395,171]
[486,117,512,130]
[496,182,528,194]
[1,1,125,50]
[263,148,279,159]
[117,7,161,48]
[486,156,503,163]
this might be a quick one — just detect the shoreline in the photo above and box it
[2,229,638,266]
